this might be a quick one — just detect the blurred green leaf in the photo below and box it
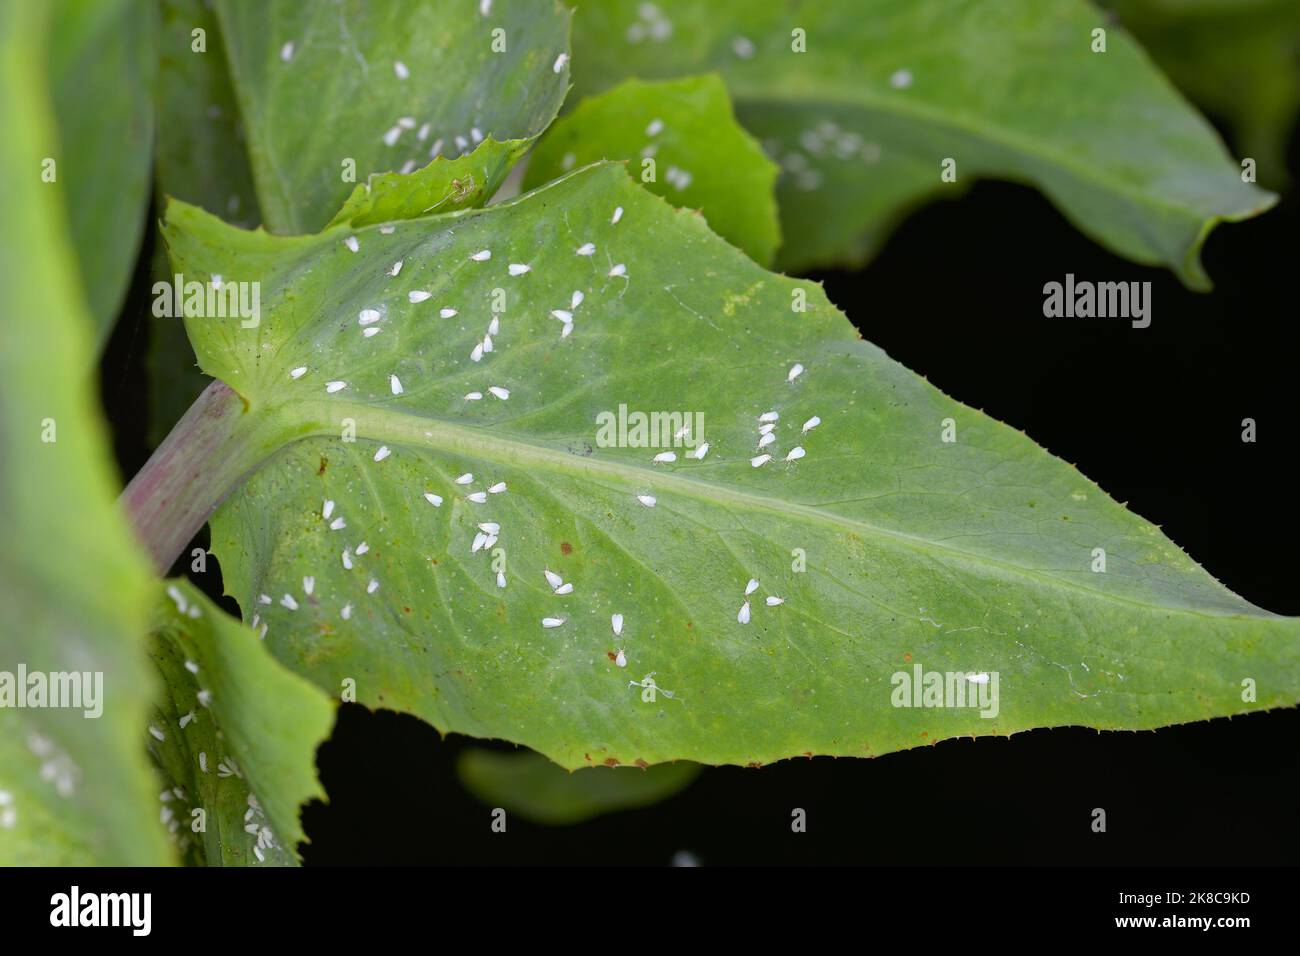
[459,748,699,825]
[525,75,781,265]
[568,0,1276,287]
[1110,0,1300,188]
[0,0,168,865]
[47,0,156,345]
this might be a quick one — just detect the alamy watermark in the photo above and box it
[1042,274,1150,328]
[890,663,999,718]
[152,272,260,328]
[595,404,704,448]
[0,666,103,718]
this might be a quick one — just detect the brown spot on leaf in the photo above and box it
[317,457,328,475]
[603,757,620,767]
[903,652,912,662]
[635,759,649,769]
[606,651,618,661]
[560,541,572,555]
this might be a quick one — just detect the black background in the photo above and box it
[102,120,1299,866]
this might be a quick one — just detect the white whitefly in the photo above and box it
[341,549,353,570]
[470,342,484,362]
[784,446,806,462]
[302,576,315,596]
[466,491,487,503]
[423,492,443,506]
[766,596,785,606]
[554,582,574,595]
[787,363,804,382]
[757,432,776,449]
[745,579,760,596]
[802,416,821,434]
[541,617,566,629]
[323,499,335,519]
[471,532,487,553]
[355,542,369,555]
[359,309,381,326]
[455,473,473,485]
[890,68,913,90]
[652,451,677,463]
[471,127,484,143]
[751,454,771,467]
[290,366,308,379]
[341,603,353,620]
[692,442,710,460]
[326,381,347,393]
[759,423,776,435]
[608,264,627,277]
[488,386,509,400]
[478,522,500,534]
[439,307,457,317]
[508,263,531,276]
[470,249,491,261]
[363,327,381,338]
[344,236,359,253]
[560,322,573,338]
[576,242,595,256]
[367,579,379,594]
[496,571,507,589]
[738,601,751,624]
[389,260,403,277]
[758,411,779,422]
[464,391,483,401]
[409,290,432,303]
[612,206,624,224]
[390,375,403,395]
[636,494,656,507]
[615,649,627,668]
[394,60,409,79]
[330,516,346,530]
[280,594,299,611]
[646,118,664,136]
[374,445,391,462]
[279,41,295,62]
[551,309,573,323]
[571,290,584,309]
[611,613,623,636]
[488,481,507,493]
[383,125,402,147]
[488,316,500,335]
[552,52,568,73]
[544,568,564,589]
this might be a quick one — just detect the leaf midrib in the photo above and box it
[276,396,1265,623]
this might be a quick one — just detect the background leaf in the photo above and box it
[567,0,1276,286]
[149,0,262,447]
[46,0,156,345]
[158,162,1300,772]
[524,74,781,265]
[214,0,573,234]
[1109,0,1300,189]
[458,748,699,825]
[147,581,335,865]
[0,0,168,865]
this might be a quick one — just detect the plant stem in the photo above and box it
[120,380,281,572]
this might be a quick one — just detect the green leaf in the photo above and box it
[149,0,260,447]
[214,0,573,234]
[46,0,156,344]
[1109,0,1300,189]
[0,0,168,864]
[524,75,781,265]
[147,581,335,865]
[567,0,1276,287]
[161,162,1300,770]
[458,748,699,825]
[326,137,532,229]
